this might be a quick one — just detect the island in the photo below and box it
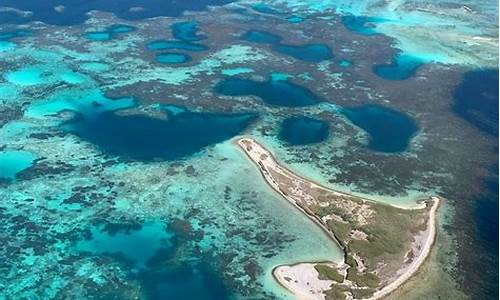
[235,137,440,300]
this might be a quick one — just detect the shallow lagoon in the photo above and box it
[85,24,136,41]
[146,40,208,51]
[155,53,191,64]
[76,220,174,268]
[5,67,45,86]
[0,150,36,180]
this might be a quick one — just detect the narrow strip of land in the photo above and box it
[236,137,440,300]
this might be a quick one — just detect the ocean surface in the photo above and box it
[0,0,497,299]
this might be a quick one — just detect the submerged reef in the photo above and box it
[0,1,498,300]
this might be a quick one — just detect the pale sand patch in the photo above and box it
[273,263,333,300]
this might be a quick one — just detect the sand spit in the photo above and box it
[236,137,440,300]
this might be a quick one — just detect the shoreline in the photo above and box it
[235,136,440,300]
[367,196,440,300]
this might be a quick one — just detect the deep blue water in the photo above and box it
[215,77,322,107]
[341,104,418,152]
[76,220,231,300]
[241,30,333,62]
[341,15,386,36]
[454,70,499,300]
[275,44,333,62]
[241,30,282,44]
[62,108,256,161]
[0,0,234,25]
[146,40,208,52]
[474,171,499,300]
[373,55,424,80]
[136,263,231,300]
[475,175,499,260]
[171,21,207,42]
[452,69,499,136]
[279,116,329,145]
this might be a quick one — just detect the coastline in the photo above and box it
[235,136,441,300]
[367,196,440,300]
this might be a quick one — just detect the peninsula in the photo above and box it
[236,137,440,300]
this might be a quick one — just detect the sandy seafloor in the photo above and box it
[0,0,498,299]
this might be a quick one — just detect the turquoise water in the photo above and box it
[215,77,322,107]
[76,220,174,268]
[146,40,208,51]
[0,1,497,299]
[279,116,330,145]
[80,62,110,72]
[221,67,254,76]
[341,105,419,152]
[0,30,30,41]
[85,24,135,41]
[0,150,36,180]
[76,220,231,298]
[156,53,191,64]
[0,41,15,52]
[286,16,305,23]
[4,67,45,86]
[251,3,281,14]
[373,54,425,80]
[172,21,206,41]
[339,59,352,67]
[27,89,136,118]
[84,31,112,41]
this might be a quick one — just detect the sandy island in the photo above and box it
[236,137,440,300]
